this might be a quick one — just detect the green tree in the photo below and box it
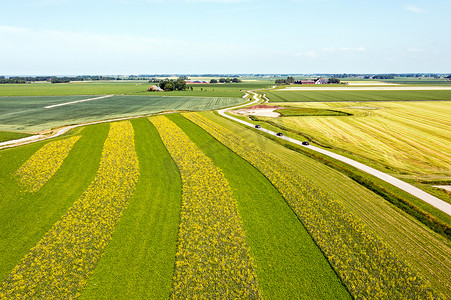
[164,83,173,91]
[328,78,340,84]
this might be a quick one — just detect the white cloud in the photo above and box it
[323,47,366,53]
[404,5,427,13]
[296,51,320,58]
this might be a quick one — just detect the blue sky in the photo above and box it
[1,0,450,75]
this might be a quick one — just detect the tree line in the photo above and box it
[275,77,295,85]
[158,79,187,91]
[210,78,242,83]
[0,75,120,84]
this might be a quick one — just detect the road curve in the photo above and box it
[217,91,451,216]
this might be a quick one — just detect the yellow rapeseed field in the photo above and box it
[185,112,441,300]
[15,136,81,192]
[150,116,261,299]
[0,121,139,299]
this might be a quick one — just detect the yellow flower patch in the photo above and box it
[0,121,139,298]
[184,112,440,300]
[150,116,261,299]
[15,136,81,192]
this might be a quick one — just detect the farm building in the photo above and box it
[186,80,209,84]
[295,80,315,84]
[148,85,163,92]
[294,78,328,84]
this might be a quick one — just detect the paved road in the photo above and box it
[218,91,451,216]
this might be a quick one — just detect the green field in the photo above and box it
[265,89,451,102]
[1,113,449,298]
[0,81,450,298]
[275,107,351,116]
[203,111,451,297]
[0,131,32,143]
[0,95,245,133]
[0,81,270,97]
[166,114,348,299]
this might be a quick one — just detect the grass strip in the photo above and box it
[275,107,351,116]
[0,124,109,282]
[0,121,139,298]
[150,116,261,299]
[168,113,351,299]
[0,131,32,143]
[79,118,182,299]
[15,136,81,192]
[265,90,451,102]
[185,112,441,299]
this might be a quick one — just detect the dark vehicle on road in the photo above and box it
[276,132,283,136]
[255,125,261,128]
[302,141,309,145]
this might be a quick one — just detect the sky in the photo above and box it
[0,0,450,75]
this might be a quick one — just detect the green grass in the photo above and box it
[265,90,451,102]
[275,107,351,116]
[0,95,245,133]
[0,131,32,143]
[0,123,109,282]
[0,81,270,97]
[79,118,182,299]
[203,111,451,297]
[167,114,350,299]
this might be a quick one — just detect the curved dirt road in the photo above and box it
[218,92,451,216]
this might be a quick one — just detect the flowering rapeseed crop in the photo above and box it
[150,116,261,299]
[15,136,81,192]
[0,121,139,299]
[184,112,440,300]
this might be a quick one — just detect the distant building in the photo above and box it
[315,78,328,84]
[148,85,163,92]
[186,80,209,84]
[294,80,315,84]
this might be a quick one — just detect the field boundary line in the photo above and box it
[217,91,451,216]
[44,94,115,109]
[277,86,451,91]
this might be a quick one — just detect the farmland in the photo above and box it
[264,89,451,102]
[0,131,31,143]
[0,78,450,299]
[0,95,245,133]
[256,101,451,183]
[0,81,270,97]
[0,111,449,298]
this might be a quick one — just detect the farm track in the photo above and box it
[218,92,451,216]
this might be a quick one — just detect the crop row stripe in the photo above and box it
[15,136,81,192]
[150,116,261,299]
[0,121,139,299]
[184,112,440,300]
